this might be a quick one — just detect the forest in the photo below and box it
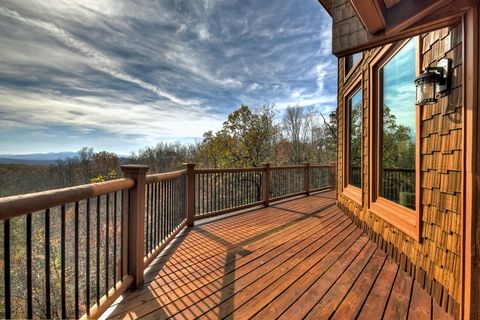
[0,104,337,198]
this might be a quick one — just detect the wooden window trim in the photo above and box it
[344,52,363,83]
[462,7,479,319]
[368,37,422,241]
[342,74,363,206]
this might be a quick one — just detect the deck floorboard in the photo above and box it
[107,190,452,320]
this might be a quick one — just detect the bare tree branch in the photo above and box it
[320,112,337,140]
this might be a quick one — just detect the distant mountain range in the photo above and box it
[0,152,78,161]
[0,152,129,165]
[0,152,76,165]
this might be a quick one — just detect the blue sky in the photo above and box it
[0,0,336,155]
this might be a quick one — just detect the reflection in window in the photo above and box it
[380,39,416,210]
[345,53,362,74]
[349,88,362,188]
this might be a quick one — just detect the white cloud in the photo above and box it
[0,6,198,106]
[0,88,223,142]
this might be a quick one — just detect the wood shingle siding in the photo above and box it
[336,22,463,318]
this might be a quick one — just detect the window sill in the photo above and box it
[369,197,420,241]
[342,185,362,206]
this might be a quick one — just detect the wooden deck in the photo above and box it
[106,190,452,319]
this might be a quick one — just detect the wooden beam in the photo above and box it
[385,0,452,35]
[349,0,386,34]
[333,0,475,57]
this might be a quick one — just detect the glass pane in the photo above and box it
[380,39,416,210]
[349,88,362,188]
[346,52,362,73]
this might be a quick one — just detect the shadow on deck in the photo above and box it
[105,190,452,319]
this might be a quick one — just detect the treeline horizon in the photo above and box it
[0,104,337,197]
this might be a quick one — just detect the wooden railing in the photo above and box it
[0,162,335,319]
[382,167,415,209]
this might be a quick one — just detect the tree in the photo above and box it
[90,151,120,182]
[281,106,314,164]
[198,104,278,168]
[130,142,196,173]
[382,106,415,169]
[52,157,79,188]
[78,147,94,183]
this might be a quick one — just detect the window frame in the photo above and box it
[344,52,363,83]
[368,37,422,241]
[342,74,363,205]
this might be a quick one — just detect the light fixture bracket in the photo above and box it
[428,58,451,97]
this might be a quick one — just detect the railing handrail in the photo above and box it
[194,163,335,173]
[194,167,264,173]
[383,167,415,172]
[146,169,187,184]
[351,166,414,173]
[0,177,135,220]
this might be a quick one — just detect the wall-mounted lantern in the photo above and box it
[414,58,451,105]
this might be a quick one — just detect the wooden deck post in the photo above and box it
[183,163,196,227]
[262,162,271,207]
[121,164,149,288]
[303,162,310,196]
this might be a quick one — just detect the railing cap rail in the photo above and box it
[146,169,187,184]
[120,164,149,173]
[0,178,135,220]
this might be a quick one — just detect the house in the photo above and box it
[318,0,479,318]
[1,1,479,319]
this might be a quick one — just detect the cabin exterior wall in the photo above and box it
[336,22,463,317]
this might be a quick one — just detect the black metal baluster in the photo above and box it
[120,192,124,277]
[162,180,166,241]
[155,182,158,247]
[146,184,150,255]
[61,204,67,319]
[26,213,32,319]
[86,199,91,314]
[169,179,173,234]
[167,179,170,235]
[4,219,11,319]
[96,196,100,304]
[45,209,51,319]
[175,178,179,227]
[208,173,211,211]
[166,180,172,237]
[224,173,227,210]
[158,182,162,242]
[151,183,155,250]
[74,202,80,319]
[235,172,238,207]
[106,193,110,296]
[113,192,117,285]
[156,182,160,246]
[229,173,232,208]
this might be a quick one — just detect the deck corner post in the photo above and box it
[183,163,196,227]
[303,162,310,196]
[262,162,271,207]
[121,164,149,288]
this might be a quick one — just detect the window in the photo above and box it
[348,89,362,188]
[345,52,362,75]
[343,75,363,204]
[380,39,416,210]
[369,37,420,240]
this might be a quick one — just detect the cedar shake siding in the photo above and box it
[336,23,463,317]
